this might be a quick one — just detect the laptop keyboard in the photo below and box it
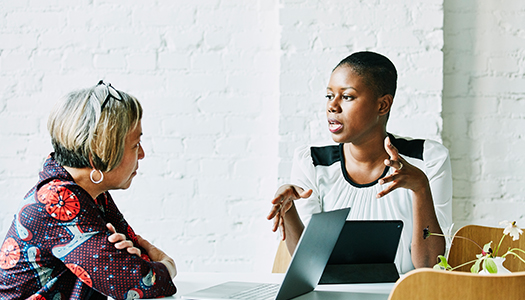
[228,283,280,300]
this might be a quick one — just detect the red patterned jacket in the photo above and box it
[0,154,177,299]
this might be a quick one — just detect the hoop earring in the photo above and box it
[90,169,104,184]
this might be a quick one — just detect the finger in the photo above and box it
[268,196,285,220]
[298,189,313,199]
[267,203,282,220]
[377,182,400,198]
[267,205,284,220]
[271,191,293,205]
[279,216,286,241]
[271,194,284,205]
[127,247,142,256]
[114,240,133,250]
[108,232,126,243]
[272,213,280,232]
[384,136,400,160]
[269,195,292,220]
[289,186,303,199]
[384,158,404,171]
[272,185,307,204]
[270,188,311,214]
[106,223,116,234]
[379,174,395,185]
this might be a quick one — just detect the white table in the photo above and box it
[148,272,395,299]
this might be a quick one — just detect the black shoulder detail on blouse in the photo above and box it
[389,133,424,160]
[311,145,341,166]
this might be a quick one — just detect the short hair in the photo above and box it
[48,82,143,172]
[334,51,397,98]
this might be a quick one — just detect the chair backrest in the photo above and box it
[447,224,525,272]
[272,240,291,273]
[388,268,525,300]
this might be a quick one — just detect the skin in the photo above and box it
[267,66,445,268]
[64,120,177,278]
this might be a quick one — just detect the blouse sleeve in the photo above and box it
[99,192,153,262]
[422,139,453,235]
[38,182,176,300]
[290,146,323,226]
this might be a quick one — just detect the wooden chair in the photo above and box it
[388,268,525,300]
[272,240,291,273]
[447,225,525,272]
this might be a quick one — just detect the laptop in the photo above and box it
[181,208,350,300]
[319,220,404,284]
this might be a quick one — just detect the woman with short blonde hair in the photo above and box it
[0,81,177,299]
[48,81,142,173]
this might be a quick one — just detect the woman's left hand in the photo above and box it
[376,136,430,198]
[137,235,177,278]
[107,223,142,256]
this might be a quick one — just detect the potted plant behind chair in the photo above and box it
[424,221,525,274]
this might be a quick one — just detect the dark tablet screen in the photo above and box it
[326,220,404,265]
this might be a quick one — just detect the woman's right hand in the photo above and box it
[107,223,177,279]
[267,184,312,240]
[107,223,142,256]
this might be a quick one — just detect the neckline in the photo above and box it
[338,143,390,188]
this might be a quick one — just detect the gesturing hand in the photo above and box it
[377,136,430,198]
[107,223,141,256]
[267,184,312,240]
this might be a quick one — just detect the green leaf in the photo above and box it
[483,242,492,253]
[438,255,449,266]
[434,255,450,270]
[471,258,481,273]
[484,257,498,274]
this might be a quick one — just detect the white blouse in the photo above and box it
[291,134,453,274]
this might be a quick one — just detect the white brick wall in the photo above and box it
[0,0,280,273]
[1,0,524,274]
[278,0,445,183]
[443,0,525,231]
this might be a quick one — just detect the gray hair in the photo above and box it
[47,82,143,172]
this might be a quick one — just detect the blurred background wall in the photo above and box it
[0,0,524,272]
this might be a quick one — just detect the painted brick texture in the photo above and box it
[0,0,280,273]
[278,0,445,187]
[443,0,525,230]
[1,0,524,273]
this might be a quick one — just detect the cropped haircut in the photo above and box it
[47,83,143,172]
[334,51,398,99]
